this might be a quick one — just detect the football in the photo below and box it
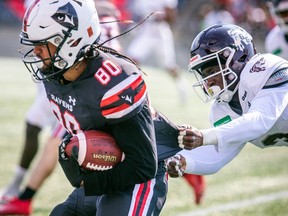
[65,130,123,171]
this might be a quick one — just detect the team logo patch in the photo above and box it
[250,57,266,73]
[119,87,134,105]
[52,2,78,30]
[227,27,252,52]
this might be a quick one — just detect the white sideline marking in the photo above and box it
[178,190,288,216]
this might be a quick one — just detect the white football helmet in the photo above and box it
[189,24,256,103]
[20,0,101,80]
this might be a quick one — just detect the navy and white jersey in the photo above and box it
[43,49,158,195]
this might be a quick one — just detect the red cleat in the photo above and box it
[0,197,32,215]
[183,174,206,205]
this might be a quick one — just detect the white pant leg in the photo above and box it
[25,83,57,129]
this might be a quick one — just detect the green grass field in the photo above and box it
[0,57,287,216]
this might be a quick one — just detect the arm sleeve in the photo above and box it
[82,104,157,195]
[214,85,288,151]
[180,143,245,175]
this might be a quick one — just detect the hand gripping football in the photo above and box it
[65,130,123,171]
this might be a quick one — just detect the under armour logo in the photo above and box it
[69,96,76,106]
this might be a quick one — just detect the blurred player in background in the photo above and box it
[1,0,66,200]
[0,83,66,216]
[0,83,64,201]
[265,0,288,59]
[126,0,205,205]
[96,0,122,52]
[126,0,188,104]
[201,0,235,29]
[166,24,288,179]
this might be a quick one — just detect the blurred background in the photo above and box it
[0,0,273,66]
[1,1,287,216]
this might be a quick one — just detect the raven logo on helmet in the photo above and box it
[19,0,102,81]
[51,2,79,30]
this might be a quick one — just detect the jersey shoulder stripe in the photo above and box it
[100,74,147,119]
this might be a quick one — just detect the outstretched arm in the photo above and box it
[167,143,245,176]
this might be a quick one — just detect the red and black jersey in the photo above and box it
[43,49,158,195]
[44,51,148,131]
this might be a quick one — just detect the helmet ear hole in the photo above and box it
[231,61,245,72]
[71,38,82,47]
[238,54,248,63]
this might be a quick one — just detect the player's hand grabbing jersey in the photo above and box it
[43,49,157,195]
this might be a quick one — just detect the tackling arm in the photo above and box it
[178,84,288,151]
[214,85,288,150]
[167,142,245,176]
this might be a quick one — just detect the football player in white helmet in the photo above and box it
[166,24,288,178]
[20,0,101,81]
[9,1,181,216]
[265,0,288,58]
[126,0,188,104]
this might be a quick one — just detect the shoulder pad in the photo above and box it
[263,67,288,89]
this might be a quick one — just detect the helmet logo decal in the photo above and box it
[227,28,252,52]
[250,57,266,73]
[87,26,94,37]
[189,54,202,70]
[51,2,78,30]
[189,55,200,64]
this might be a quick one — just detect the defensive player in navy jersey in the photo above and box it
[18,0,181,215]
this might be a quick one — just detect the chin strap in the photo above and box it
[217,83,239,103]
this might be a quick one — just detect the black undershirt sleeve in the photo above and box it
[82,104,157,195]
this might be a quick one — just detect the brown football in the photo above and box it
[65,130,123,171]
